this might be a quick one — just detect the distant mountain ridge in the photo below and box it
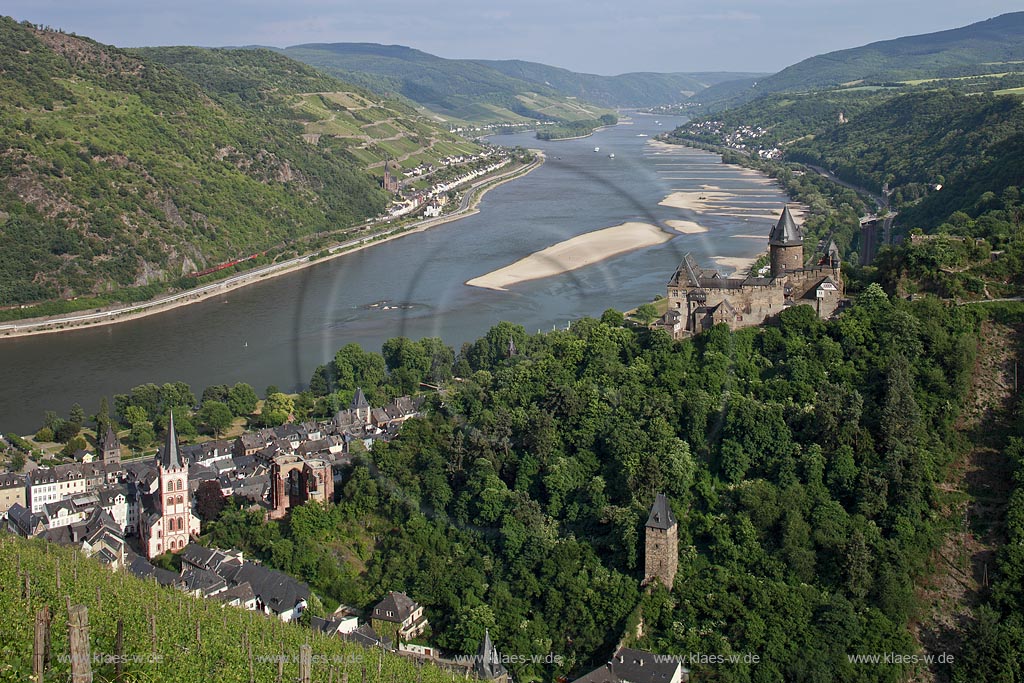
[693,11,1024,107]
[471,59,765,107]
[280,42,761,121]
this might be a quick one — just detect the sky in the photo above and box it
[7,1,1023,75]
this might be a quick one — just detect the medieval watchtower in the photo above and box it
[644,493,678,588]
[768,205,804,277]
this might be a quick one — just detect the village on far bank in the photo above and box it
[0,381,691,683]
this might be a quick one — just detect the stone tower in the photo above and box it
[644,493,678,588]
[100,423,121,466]
[768,206,804,277]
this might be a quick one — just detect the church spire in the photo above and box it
[160,410,184,469]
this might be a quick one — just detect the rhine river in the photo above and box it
[0,114,794,433]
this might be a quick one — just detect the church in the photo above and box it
[658,206,843,337]
[141,412,202,559]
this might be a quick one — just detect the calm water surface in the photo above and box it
[0,114,792,433]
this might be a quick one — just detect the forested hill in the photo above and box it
[471,59,765,107]
[693,11,1024,108]
[280,43,618,125]
[0,18,386,307]
[786,91,1024,226]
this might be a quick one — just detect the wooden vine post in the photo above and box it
[68,604,93,683]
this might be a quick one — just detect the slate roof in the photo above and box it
[572,647,684,683]
[351,387,370,410]
[475,629,508,680]
[768,206,803,247]
[222,561,310,615]
[372,591,419,623]
[645,493,676,531]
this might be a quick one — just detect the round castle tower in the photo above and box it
[769,206,804,277]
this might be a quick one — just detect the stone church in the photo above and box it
[141,411,202,559]
[658,207,843,337]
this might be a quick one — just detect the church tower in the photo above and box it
[644,493,678,588]
[144,411,201,558]
[474,629,510,682]
[100,423,121,466]
[768,206,804,277]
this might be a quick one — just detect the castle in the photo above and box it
[658,207,843,337]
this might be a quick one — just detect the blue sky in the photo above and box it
[7,1,1023,74]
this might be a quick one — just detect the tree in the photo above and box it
[68,402,84,426]
[195,480,227,522]
[199,401,233,437]
[9,451,26,472]
[130,421,155,448]
[227,383,258,417]
[123,405,148,426]
[94,396,110,435]
[261,392,294,426]
[635,303,659,325]
[62,435,88,458]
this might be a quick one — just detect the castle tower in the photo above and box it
[644,493,678,588]
[100,423,121,466]
[144,411,201,558]
[768,206,804,277]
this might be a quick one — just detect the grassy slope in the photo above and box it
[138,46,483,175]
[0,534,460,682]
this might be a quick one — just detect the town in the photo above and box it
[0,389,688,683]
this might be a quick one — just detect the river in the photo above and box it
[0,113,793,434]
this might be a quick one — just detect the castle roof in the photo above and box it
[769,206,803,247]
[646,493,676,530]
[159,411,184,469]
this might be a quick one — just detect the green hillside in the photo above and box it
[692,12,1024,108]
[137,46,483,176]
[473,59,765,107]
[786,91,1024,221]
[281,43,616,125]
[0,535,459,682]
[0,18,388,306]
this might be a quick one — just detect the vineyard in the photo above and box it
[0,535,464,683]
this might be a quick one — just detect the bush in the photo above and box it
[34,427,54,443]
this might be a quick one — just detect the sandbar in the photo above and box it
[466,222,674,291]
[665,220,709,234]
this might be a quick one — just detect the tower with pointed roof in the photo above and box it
[100,423,121,466]
[143,411,201,558]
[474,629,510,682]
[644,493,678,588]
[351,387,371,425]
[768,205,804,277]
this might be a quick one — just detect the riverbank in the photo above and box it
[0,153,546,340]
